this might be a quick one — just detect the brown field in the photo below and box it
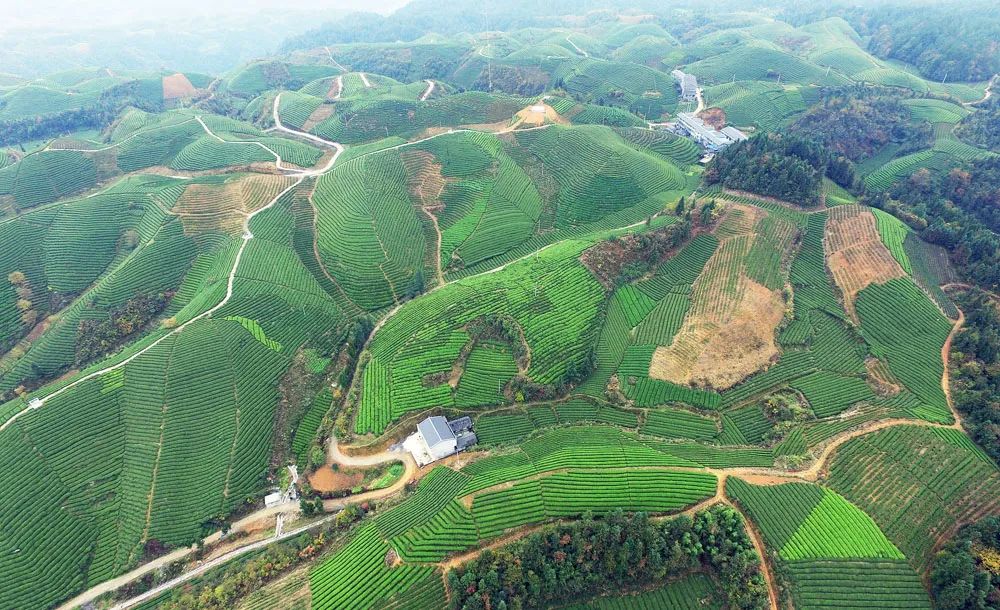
[649,205,794,390]
[463,102,568,133]
[513,103,569,127]
[824,205,906,321]
[700,107,727,129]
[173,174,293,235]
[302,104,336,132]
[326,78,341,100]
[308,466,364,493]
[400,150,449,209]
[865,357,901,396]
[162,73,198,100]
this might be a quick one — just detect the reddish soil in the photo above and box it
[308,467,363,493]
[700,107,727,129]
[302,105,335,132]
[162,73,198,100]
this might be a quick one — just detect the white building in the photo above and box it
[404,416,477,466]
[675,112,747,152]
[671,69,698,101]
[264,491,283,508]
[721,126,749,143]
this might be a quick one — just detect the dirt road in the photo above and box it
[726,499,780,610]
[964,75,996,107]
[420,79,435,101]
[565,35,589,57]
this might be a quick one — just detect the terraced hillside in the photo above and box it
[1,8,999,610]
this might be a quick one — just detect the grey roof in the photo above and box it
[448,416,473,433]
[418,416,455,447]
[672,70,697,98]
[455,431,478,451]
[721,126,747,141]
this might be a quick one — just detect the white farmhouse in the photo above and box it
[419,416,457,461]
[403,416,477,466]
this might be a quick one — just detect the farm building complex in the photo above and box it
[403,416,477,466]
[675,112,747,152]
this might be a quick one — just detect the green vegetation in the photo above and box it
[355,240,604,433]
[448,507,767,610]
[706,134,852,206]
[4,7,1000,609]
[855,279,953,422]
[728,478,929,608]
[930,516,1000,610]
[562,573,721,609]
[827,425,1000,570]
[948,288,1000,465]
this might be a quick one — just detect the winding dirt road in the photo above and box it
[420,79,435,101]
[0,173,304,435]
[565,35,589,57]
[963,75,996,107]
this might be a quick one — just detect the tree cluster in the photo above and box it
[782,3,1000,82]
[467,314,529,367]
[956,96,1000,153]
[704,134,853,206]
[877,158,1000,289]
[448,506,768,610]
[931,516,1000,609]
[0,79,164,147]
[949,289,1000,465]
[139,506,366,610]
[473,64,550,96]
[76,292,170,364]
[790,86,933,161]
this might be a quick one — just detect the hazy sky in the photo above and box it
[3,0,409,31]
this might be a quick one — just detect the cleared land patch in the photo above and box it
[173,174,295,236]
[824,205,906,320]
[162,73,197,100]
[649,205,794,390]
[302,104,336,132]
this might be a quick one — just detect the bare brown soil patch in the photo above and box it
[326,77,342,100]
[308,466,364,493]
[173,174,293,235]
[824,206,906,321]
[514,103,569,127]
[163,73,198,100]
[650,205,793,390]
[700,107,727,129]
[302,104,335,132]
[865,357,901,396]
[736,472,803,486]
[463,103,566,133]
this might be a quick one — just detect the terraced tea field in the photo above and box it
[1,11,997,610]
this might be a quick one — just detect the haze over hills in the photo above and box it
[1,1,999,609]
